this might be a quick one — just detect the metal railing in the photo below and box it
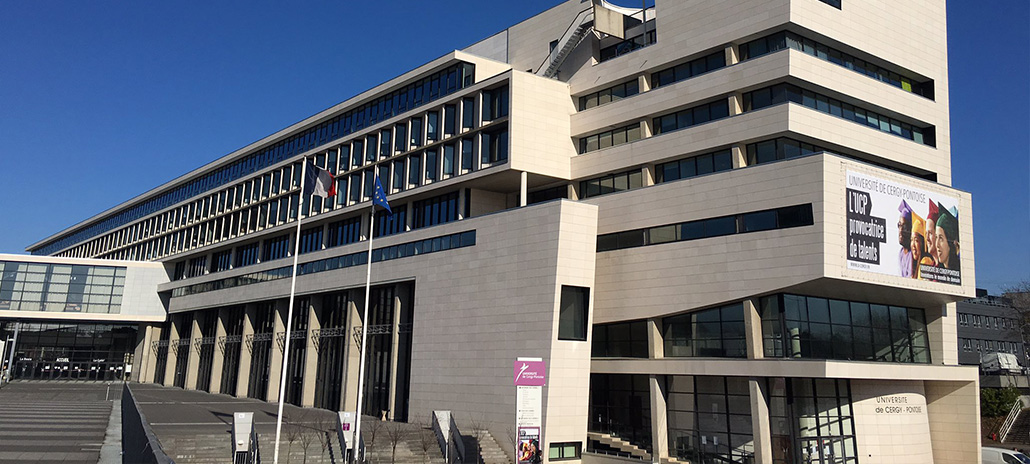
[1000,396,1028,442]
[433,410,466,464]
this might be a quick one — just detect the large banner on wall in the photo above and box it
[846,170,961,285]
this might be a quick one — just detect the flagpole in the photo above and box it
[273,159,308,464]
[352,201,376,463]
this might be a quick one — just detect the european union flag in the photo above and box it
[372,175,392,215]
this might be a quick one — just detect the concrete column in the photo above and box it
[458,189,467,220]
[731,144,747,168]
[748,379,774,464]
[387,290,403,419]
[266,299,287,403]
[743,299,764,360]
[185,315,202,390]
[566,184,579,201]
[927,303,955,365]
[728,92,744,116]
[209,307,230,392]
[643,165,656,187]
[301,298,323,408]
[725,43,740,66]
[342,293,363,412]
[633,74,649,95]
[236,304,257,398]
[136,323,158,383]
[519,171,528,207]
[647,318,664,359]
[649,375,668,462]
[163,316,181,387]
[641,119,653,138]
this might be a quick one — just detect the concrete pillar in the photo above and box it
[301,298,323,408]
[136,323,158,383]
[236,304,257,398]
[185,315,202,390]
[266,300,287,403]
[649,375,668,462]
[387,290,402,419]
[643,164,656,187]
[162,316,181,387]
[725,43,740,66]
[927,303,955,365]
[731,144,747,168]
[647,318,664,359]
[729,92,744,116]
[743,299,764,360]
[641,119,653,138]
[209,307,230,392]
[748,379,774,464]
[566,184,579,201]
[638,73,652,93]
[458,188,467,220]
[519,171,528,207]
[342,293,363,412]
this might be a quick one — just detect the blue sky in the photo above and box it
[0,1,1026,293]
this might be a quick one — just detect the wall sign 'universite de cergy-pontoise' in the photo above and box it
[846,170,961,285]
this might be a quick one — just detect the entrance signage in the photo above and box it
[514,358,545,463]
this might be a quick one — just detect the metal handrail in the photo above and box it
[535,7,594,76]
[1000,396,1027,442]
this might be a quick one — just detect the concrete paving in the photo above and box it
[0,381,120,463]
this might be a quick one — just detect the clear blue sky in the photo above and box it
[0,1,1027,293]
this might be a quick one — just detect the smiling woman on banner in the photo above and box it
[934,207,960,272]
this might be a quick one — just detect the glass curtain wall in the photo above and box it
[195,309,218,392]
[172,313,193,388]
[0,321,137,381]
[220,306,245,395]
[588,374,653,456]
[667,376,754,464]
[247,302,276,400]
[314,293,349,410]
[768,378,858,464]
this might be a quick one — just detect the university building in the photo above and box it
[1,1,980,463]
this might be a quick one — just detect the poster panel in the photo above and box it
[518,427,542,464]
[846,170,961,285]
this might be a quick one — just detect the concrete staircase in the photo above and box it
[587,432,652,461]
[159,420,446,464]
[659,457,691,464]
[467,430,513,464]
[1004,409,1030,446]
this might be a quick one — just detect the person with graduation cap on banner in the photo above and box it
[934,206,960,272]
[910,211,933,279]
[897,200,914,278]
[924,200,940,267]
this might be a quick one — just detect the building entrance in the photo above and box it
[1,321,137,382]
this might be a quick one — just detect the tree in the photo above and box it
[1003,281,1030,355]
[315,412,336,464]
[468,415,486,464]
[982,386,1023,418]
[415,414,436,464]
[385,421,404,464]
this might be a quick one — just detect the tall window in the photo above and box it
[558,286,589,341]
[299,226,323,254]
[481,127,508,164]
[483,86,509,121]
[667,376,753,464]
[234,243,259,268]
[412,192,458,230]
[326,217,361,248]
[262,235,290,262]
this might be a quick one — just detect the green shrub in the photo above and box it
[982,387,1023,418]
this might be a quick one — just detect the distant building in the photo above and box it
[957,290,1027,388]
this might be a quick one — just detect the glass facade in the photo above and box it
[0,321,137,381]
[760,294,930,363]
[664,304,747,358]
[668,376,754,464]
[592,320,648,358]
[769,378,858,464]
[589,374,653,455]
[0,260,125,314]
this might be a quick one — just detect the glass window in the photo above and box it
[558,286,589,341]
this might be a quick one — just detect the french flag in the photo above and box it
[303,162,336,198]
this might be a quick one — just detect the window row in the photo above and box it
[760,294,930,363]
[578,124,642,154]
[579,79,640,111]
[591,320,648,358]
[652,99,731,136]
[961,338,1023,355]
[742,83,936,146]
[959,313,1019,330]
[579,169,644,199]
[599,28,656,63]
[655,149,733,183]
[651,50,726,89]
[34,63,477,257]
[65,120,505,262]
[170,230,476,298]
[664,303,747,358]
[740,30,931,98]
[596,204,814,252]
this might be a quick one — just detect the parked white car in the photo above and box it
[983,446,1030,464]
